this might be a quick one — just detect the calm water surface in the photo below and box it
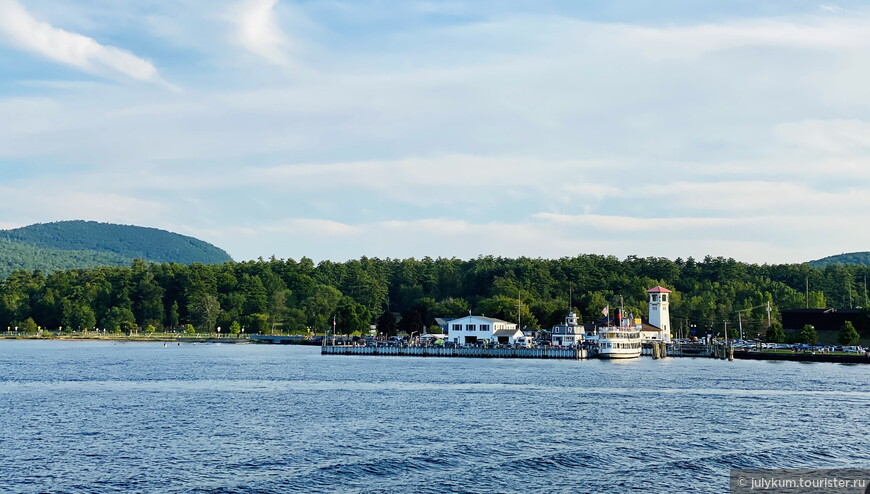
[0,341,868,493]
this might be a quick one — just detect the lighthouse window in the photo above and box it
[662,294,668,302]
[651,294,658,302]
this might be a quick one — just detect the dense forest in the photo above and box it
[0,238,133,277]
[2,254,870,339]
[0,221,232,277]
[809,251,870,268]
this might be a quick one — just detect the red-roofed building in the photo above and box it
[647,286,672,340]
[646,286,672,294]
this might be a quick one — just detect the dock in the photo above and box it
[249,334,310,344]
[321,342,868,363]
[322,345,588,359]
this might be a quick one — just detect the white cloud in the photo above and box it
[775,119,870,155]
[0,187,167,226]
[263,218,361,236]
[4,5,870,265]
[0,0,168,85]
[181,211,870,265]
[234,0,288,65]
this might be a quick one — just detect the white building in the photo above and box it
[446,316,519,345]
[551,310,585,347]
[646,286,672,342]
[640,322,668,341]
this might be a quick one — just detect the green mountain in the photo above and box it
[0,221,232,277]
[808,252,870,268]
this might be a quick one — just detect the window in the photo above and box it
[466,324,476,332]
[479,324,490,332]
[452,324,462,333]
[651,294,658,302]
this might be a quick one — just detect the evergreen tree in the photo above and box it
[335,296,368,337]
[399,308,423,336]
[21,317,38,334]
[838,321,860,346]
[798,324,817,345]
[377,310,397,337]
[168,300,180,329]
[765,321,786,343]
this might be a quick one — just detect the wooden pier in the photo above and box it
[322,345,588,360]
[322,342,868,363]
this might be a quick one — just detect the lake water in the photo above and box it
[0,341,868,493]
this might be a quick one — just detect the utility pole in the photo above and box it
[517,289,522,330]
[804,276,810,309]
[724,320,728,344]
[865,275,868,308]
[766,301,772,327]
[738,311,744,341]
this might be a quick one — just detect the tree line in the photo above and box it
[1,255,869,338]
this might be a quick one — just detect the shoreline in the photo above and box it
[3,336,868,363]
[0,335,252,344]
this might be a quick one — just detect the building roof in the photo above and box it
[449,315,515,325]
[647,286,672,293]
[640,322,664,332]
[493,328,522,336]
[780,308,862,314]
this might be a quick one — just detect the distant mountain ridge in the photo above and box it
[808,252,870,268]
[0,221,232,277]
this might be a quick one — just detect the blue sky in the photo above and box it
[1,0,870,264]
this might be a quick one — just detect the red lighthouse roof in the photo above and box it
[646,286,672,293]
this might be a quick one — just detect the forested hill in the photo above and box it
[0,221,232,276]
[808,252,870,268]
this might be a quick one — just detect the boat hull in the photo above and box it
[597,350,642,359]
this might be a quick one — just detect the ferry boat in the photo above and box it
[596,325,642,359]
[596,308,642,359]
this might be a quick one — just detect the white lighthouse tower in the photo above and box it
[647,286,671,341]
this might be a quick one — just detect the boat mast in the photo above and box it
[619,295,625,328]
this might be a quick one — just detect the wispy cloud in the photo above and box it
[234,0,288,65]
[0,0,169,86]
[5,3,870,264]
